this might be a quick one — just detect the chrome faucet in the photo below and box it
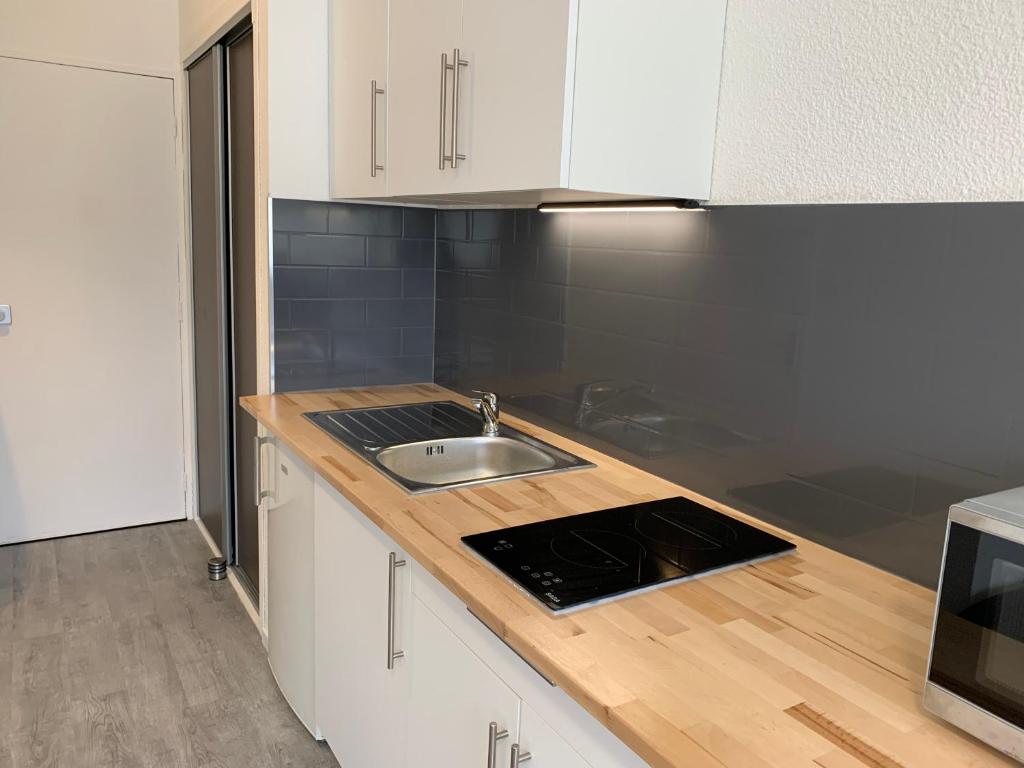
[470,390,500,436]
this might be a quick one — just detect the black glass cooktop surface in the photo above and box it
[462,497,796,612]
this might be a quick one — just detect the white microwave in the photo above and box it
[925,487,1024,762]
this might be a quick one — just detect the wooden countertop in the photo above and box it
[242,385,1014,768]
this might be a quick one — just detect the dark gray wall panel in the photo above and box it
[436,203,1024,587]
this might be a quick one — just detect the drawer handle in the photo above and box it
[438,52,449,170]
[449,47,468,169]
[510,743,532,766]
[386,551,407,669]
[253,435,273,508]
[487,722,509,768]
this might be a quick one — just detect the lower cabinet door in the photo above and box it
[407,595,521,768]
[517,701,592,768]
[314,477,411,767]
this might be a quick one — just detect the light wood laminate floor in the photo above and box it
[0,521,338,768]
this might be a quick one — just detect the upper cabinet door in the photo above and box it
[330,0,388,198]
[455,0,573,194]
[407,595,521,768]
[387,0,464,196]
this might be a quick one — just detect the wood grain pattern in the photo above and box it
[241,385,1017,768]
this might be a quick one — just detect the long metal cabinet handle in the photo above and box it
[450,48,468,168]
[487,722,509,768]
[370,79,385,177]
[386,551,407,669]
[438,52,450,170]
[510,744,532,766]
[253,435,273,508]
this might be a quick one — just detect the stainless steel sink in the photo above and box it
[304,401,593,493]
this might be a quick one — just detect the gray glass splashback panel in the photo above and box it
[435,203,1024,587]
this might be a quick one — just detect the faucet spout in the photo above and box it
[470,390,500,436]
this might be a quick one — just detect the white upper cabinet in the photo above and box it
[330,0,727,203]
[329,0,389,197]
[386,0,465,196]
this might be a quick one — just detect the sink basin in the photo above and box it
[377,436,557,487]
[304,401,593,493]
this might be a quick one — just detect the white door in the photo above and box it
[0,58,184,544]
[516,701,592,768]
[457,0,572,193]
[387,0,464,196]
[314,477,411,767]
[407,595,521,768]
[267,441,317,735]
[330,0,389,197]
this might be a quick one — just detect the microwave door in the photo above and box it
[976,560,1024,700]
[929,520,1024,731]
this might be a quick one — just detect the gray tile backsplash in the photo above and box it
[273,200,434,391]
[435,203,1024,587]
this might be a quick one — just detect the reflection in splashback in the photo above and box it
[435,203,1024,586]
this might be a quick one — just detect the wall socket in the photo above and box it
[0,305,11,325]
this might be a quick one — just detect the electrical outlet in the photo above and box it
[0,305,10,326]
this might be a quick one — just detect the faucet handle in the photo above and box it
[471,389,499,409]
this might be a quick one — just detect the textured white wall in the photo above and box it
[711,0,1024,204]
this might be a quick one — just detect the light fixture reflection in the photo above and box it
[537,199,705,214]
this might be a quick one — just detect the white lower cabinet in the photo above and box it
[407,595,521,768]
[314,477,411,768]
[517,701,591,768]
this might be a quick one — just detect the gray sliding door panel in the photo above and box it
[187,47,233,558]
[226,28,260,593]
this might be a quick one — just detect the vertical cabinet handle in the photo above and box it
[438,52,450,170]
[386,551,407,669]
[487,722,509,768]
[510,744,532,766]
[253,435,273,508]
[450,48,468,168]
[370,79,385,177]
[439,49,469,170]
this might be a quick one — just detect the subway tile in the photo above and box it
[275,360,365,392]
[401,327,434,356]
[290,299,365,330]
[471,210,515,241]
[274,330,329,362]
[453,241,498,271]
[272,232,290,265]
[403,207,436,238]
[511,281,564,323]
[402,269,435,298]
[328,204,403,236]
[366,299,434,328]
[328,268,402,298]
[273,199,330,233]
[332,328,401,361]
[274,267,329,298]
[365,355,433,385]
[290,234,365,266]
[564,287,676,345]
[436,210,468,240]
[536,246,569,284]
[273,300,291,330]
[367,237,435,268]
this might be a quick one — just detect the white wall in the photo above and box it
[711,0,1024,204]
[179,0,248,61]
[0,0,178,74]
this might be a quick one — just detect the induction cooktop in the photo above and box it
[462,497,796,612]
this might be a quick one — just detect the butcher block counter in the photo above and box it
[241,384,1013,768]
